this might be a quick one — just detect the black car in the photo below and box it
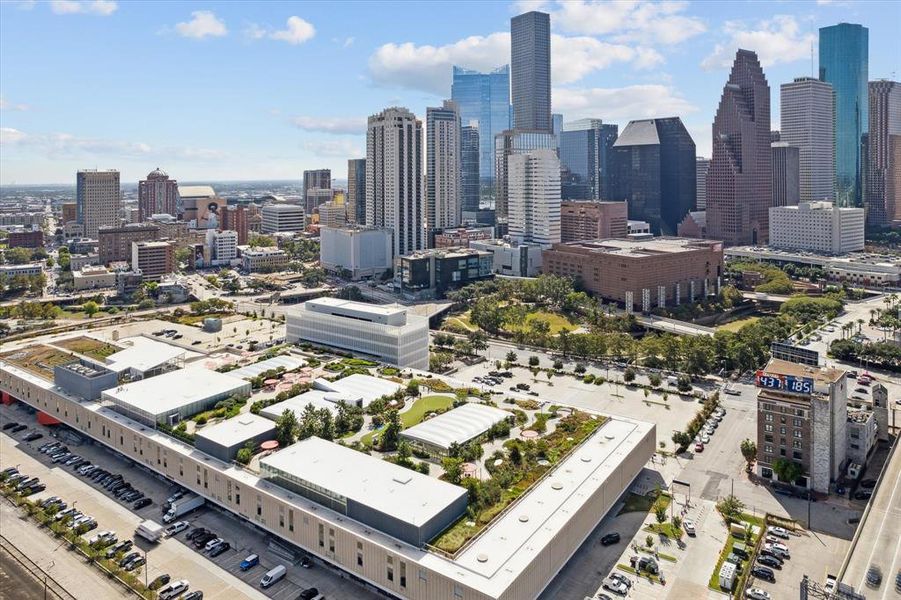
[11,424,28,433]
[297,588,319,600]
[186,527,208,541]
[751,566,775,582]
[119,552,141,568]
[149,574,171,590]
[758,555,783,569]
[2,421,19,430]
[861,479,877,489]
[855,490,873,500]
[23,483,46,495]
[183,592,203,600]
[866,565,882,588]
[209,541,230,557]
[24,432,44,442]
[193,532,217,548]
[133,497,152,509]
[600,533,621,546]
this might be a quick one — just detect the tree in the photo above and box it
[529,356,540,367]
[648,373,662,387]
[655,504,667,524]
[772,457,804,485]
[442,457,464,485]
[677,374,692,393]
[672,515,682,531]
[740,439,757,473]
[236,441,255,465]
[505,350,518,364]
[623,368,636,383]
[645,534,654,548]
[406,379,420,398]
[574,363,586,374]
[381,409,402,451]
[4,247,32,264]
[83,301,100,318]
[552,359,563,371]
[467,330,488,355]
[671,431,691,449]
[717,494,745,522]
[275,409,298,447]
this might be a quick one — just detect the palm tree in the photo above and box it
[857,319,865,334]
[740,439,757,472]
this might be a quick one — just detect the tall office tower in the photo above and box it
[138,168,178,222]
[77,169,121,238]
[495,130,557,221]
[511,11,552,132]
[451,65,511,185]
[303,169,331,194]
[560,118,618,201]
[819,23,869,207]
[221,205,249,245]
[771,143,801,207]
[780,77,835,203]
[552,113,564,151]
[866,80,901,228]
[426,100,462,234]
[696,158,710,210]
[610,118,696,235]
[366,107,425,257]
[508,148,561,246]
[461,124,480,214]
[347,158,366,224]
[706,50,771,246]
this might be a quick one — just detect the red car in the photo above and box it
[695,442,705,452]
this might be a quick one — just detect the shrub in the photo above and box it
[623,368,636,383]
[529,356,540,367]
[583,373,595,384]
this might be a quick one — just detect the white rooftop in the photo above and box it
[104,338,186,374]
[306,297,407,318]
[401,403,510,451]
[102,367,250,417]
[226,355,306,380]
[178,185,216,198]
[312,374,403,408]
[260,437,467,527]
[194,413,275,447]
[259,391,343,420]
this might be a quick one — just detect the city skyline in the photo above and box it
[1,1,899,184]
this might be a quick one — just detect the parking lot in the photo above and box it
[1,402,378,600]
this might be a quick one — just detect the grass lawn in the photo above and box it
[618,490,672,515]
[503,310,574,335]
[0,345,75,380]
[445,312,478,332]
[178,312,227,326]
[716,316,760,333]
[55,336,120,360]
[707,514,762,596]
[360,395,455,446]
[644,522,683,540]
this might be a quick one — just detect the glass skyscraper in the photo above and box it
[511,11,552,133]
[461,124,480,213]
[451,65,512,184]
[560,119,618,201]
[819,23,869,207]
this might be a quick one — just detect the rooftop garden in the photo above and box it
[54,336,121,361]
[0,345,74,380]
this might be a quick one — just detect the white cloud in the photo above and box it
[302,139,363,158]
[1,128,225,161]
[269,16,315,45]
[368,31,657,95]
[174,10,227,39]
[50,0,117,15]
[244,23,266,41]
[0,128,28,145]
[342,37,355,48]
[553,84,697,121]
[291,116,366,135]
[0,95,30,111]
[701,15,815,70]
[548,0,706,45]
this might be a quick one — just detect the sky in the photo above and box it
[1,0,899,185]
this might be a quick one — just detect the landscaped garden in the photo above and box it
[359,394,455,446]
[54,336,121,360]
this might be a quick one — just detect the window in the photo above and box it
[418,569,427,583]
[454,584,464,599]
[400,561,406,588]
[780,448,786,456]
[357,541,363,567]
[765,424,773,432]
[780,427,786,435]
[780,416,786,424]
[387,556,394,582]
[318,524,324,548]
[792,440,802,449]
[793,429,802,438]
[793,418,802,427]
[792,451,803,460]
[765,414,774,422]
[288,510,294,532]
[765,444,774,454]
[328,528,335,553]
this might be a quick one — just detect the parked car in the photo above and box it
[23,432,44,442]
[23,482,46,495]
[860,479,877,489]
[134,497,152,509]
[240,554,259,571]
[260,565,286,588]
[602,577,628,595]
[758,555,782,569]
[187,527,208,541]
[165,521,190,536]
[2,421,19,430]
[204,537,224,552]
[11,424,27,433]
[683,520,696,536]
[767,526,790,539]
[600,533,621,546]
[124,555,145,571]
[297,588,319,600]
[695,442,705,452]
[855,490,873,500]
[183,592,203,600]
[209,541,230,557]
[751,565,775,582]
[149,574,171,590]
[746,587,771,600]
[119,552,140,568]
[106,540,133,558]
[866,565,882,588]
[609,572,632,589]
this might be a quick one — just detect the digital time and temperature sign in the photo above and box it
[755,371,814,395]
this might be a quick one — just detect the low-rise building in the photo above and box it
[470,239,544,277]
[285,298,429,370]
[542,237,724,311]
[8,226,44,249]
[99,223,160,265]
[755,359,847,493]
[69,253,100,270]
[560,200,628,242]
[0,262,43,277]
[131,240,175,282]
[195,414,276,462]
[73,266,116,290]
[396,247,492,300]
[724,247,901,287]
[207,229,238,265]
[846,407,878,465]
[401,403,511,457]
[261,204,305,233]
[769,201,865,254]
[319,227,393,280]
[241,247,289,272]
[433,226,495,248]
[627,220,651,235]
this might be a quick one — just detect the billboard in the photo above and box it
[195,197,225,229]
[755,370,814,394]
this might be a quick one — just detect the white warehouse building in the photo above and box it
[769,201,865,254]
[320,226,394,280]
[285,298,429,370]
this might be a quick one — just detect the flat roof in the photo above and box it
[259,391,342,420]
[305,297,406,318]
[312,374,403,408]
[105,339,185,374]
[103,367,250,416]
[551,236,719,257]
[401,403,510,450]
[226,355,306,380]
[195,414,275,447]
[260,437,467,527]
[762,358,845,385]
[178,185,216,198]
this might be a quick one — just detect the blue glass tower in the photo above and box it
[819,23,868,207]
[451,65,512,184]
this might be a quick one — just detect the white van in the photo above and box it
[260,564,286,588]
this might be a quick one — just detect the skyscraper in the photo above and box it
[696,158,710,210]
[771,143,801,207]
[451,65,511,185]
[426,100,462,233]
[560,119,618,200]
[138,168,178,222]
[347,159,366,225]
[366,107,425,257]
[780,77,835,203]
[610,118,696,235]
[866,80,901,227]
[461,124,480,214]
[494,130,557,221]
[552,113,564,151]
[77,169,121,238]
[508,149,561,246]
[706,50,772,246]
[819,23,869,207]
[303,169,331,215]
[511,11,551,132]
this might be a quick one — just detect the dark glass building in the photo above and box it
[451,65,511,184]
[461,125,480,213]
[511,11,551,132]
[347,158,366,224]
[819,23,868,207]
[706,50,772,246]
[609,117,696,235]
[560,119,618,200]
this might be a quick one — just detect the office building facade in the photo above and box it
[769,201,865,254]
[560,200,628,242]
[241,247,289,272]
[366,107,425,257]
[461,125,480,214]
[695,158,710,210]
[261,204,305,233]
[347,158,366,224]
[610,118,696,235]
[77,169,121,238]
[426,100,462,233]
[494,129,556,221]
[396,248,493,300]
[771,143,801,207]
[780,77,835,203]
[138,168,179,222]
[560,119,618,201]
[866,80,901,228]
[451,66,511,184]
[303,169,331,194]
[508,148,561,247]
[511,11,552,132]
[320,227,393,280]
[706,50,771,246]
[819,23,868,207]
[98,223,160,265]
[221,205,249,245]
[131,240,175,282]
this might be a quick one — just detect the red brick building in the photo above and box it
[8,228,44,249]
[560,200,628,242]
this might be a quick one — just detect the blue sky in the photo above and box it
[1,0,899,185]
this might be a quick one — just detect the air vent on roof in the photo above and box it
[551,481,563,490]
[518,514,529,523]
[476,553,489,563]
[392,475,412,485]
[581,456,592,463]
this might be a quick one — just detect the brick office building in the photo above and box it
[560,200,628,242]
[542,237,723,311]
[98,223,160,265]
